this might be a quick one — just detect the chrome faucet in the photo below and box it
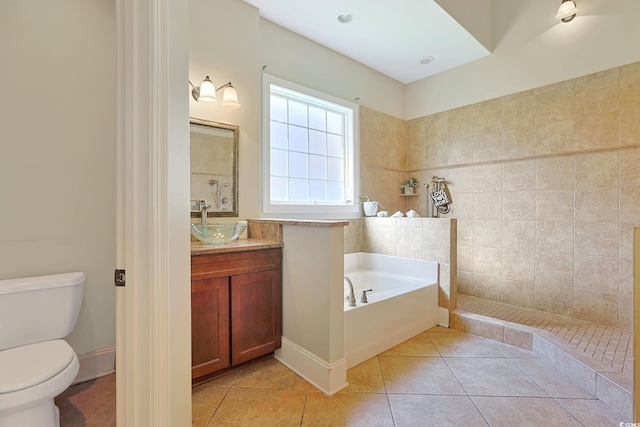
[344,275,356,307]
[200,200,210,224]
[360,289,373,303]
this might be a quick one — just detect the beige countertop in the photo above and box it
[247,218,349,227]
[191,238,283,256]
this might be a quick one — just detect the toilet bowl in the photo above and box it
[0,272,85,427]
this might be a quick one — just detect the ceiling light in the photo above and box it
[189,76,241,109]
[337,12,353,24]
[419,56,435,65]
[555,0,577,23]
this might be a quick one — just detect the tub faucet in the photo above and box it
[344,275,356,307]
[360,289,373,303]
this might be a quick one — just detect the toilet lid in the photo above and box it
[0,340,75,393]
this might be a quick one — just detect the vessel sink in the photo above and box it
[190,222,246,245]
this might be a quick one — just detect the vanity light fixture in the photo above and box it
[555,0,577,23]
[189,76,241,109]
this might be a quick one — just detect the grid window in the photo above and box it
[262,74,359,215]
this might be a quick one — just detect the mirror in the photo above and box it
[190,118,239,218]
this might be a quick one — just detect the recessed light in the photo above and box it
[337,12,353,24]
[419,56,435,65]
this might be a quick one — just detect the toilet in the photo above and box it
[0,272,85,427]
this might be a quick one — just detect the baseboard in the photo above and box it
[73,346,116,385]
[274,338,348,396]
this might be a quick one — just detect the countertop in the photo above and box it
[191,238,283,256]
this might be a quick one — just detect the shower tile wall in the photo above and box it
[404,62,640,329]
[360,107,409,214]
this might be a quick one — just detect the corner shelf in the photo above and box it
[400,193,420,197]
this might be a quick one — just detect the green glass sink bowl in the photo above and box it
[190,222,246,245]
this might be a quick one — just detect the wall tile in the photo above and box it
[473,219,501,248]
[573,290,617,326]
[474,164,503,193]
[535,221,574,254]
[573,68,618,118]
[447,166,474,194]
[574,221,619,258]
[396,226,424,260]
[619,61,640,106]
[619,223,636,260]
[574,188,618,222]
[535,119,574,155]
[501,90,535,130]
[535,251,573,287]
[400,63,639,326]
[447,136,473,165]
[502,126,535,160]
[473,98,502,134]
[473,246,502,277]
[502,250,534,282]
[447,105,474,139]
[503,191,535,220]
[535,189,574,221]
[534,281,573,316]
[422,227,439,261]
[535,82,575,125]
[503,278,535,309]
[536,157,574,190]
[619,100,640,146]
[574,111,619,151]
[503,160,535,191]
[457,245,474,272]
[574,151,618,188]
[457,218,474,246]
[473,132,502,163]
[573,254,618,294]
[472,273,502,301]
[502,220,535,251]
[619,147,640,189]
[474,192,502,220]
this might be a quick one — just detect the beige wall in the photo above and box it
[406,63,640,328]
[0,0,116,355]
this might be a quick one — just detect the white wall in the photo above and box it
[189,0,262,220]
[407,0,640,119]
[0,0,116,356]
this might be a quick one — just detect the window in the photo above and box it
[262,74,359,216]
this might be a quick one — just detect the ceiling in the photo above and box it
[242,0,493,84]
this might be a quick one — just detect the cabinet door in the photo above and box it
[191,277,230,379]
[231,270,282,365]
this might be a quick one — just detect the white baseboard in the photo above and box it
[73,346,116,385]
[274,338,348,396]
[438,307,450,327]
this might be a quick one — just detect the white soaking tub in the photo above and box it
[343,252,438,368]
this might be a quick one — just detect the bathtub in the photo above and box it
[344,252,439,368]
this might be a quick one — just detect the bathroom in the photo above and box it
[1,0,639,425]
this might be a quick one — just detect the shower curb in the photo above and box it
[450,310,632,421]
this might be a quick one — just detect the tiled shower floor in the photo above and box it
[456,295,633,376]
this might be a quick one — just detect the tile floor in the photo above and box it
[457,294,633,373]
[56,326,627,426]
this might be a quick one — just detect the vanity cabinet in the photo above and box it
[191,247,282,382]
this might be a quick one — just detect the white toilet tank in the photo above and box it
[0,272,84,351]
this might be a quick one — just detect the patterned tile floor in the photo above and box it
[457,294,633,374]
[56,327,627,426]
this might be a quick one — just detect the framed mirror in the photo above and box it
[190,118,239,218]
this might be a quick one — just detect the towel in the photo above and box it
[406,209,420,218]
[391,211,404,217]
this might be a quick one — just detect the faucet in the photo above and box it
[344,275,356,307]
[200,200,210,224]
[360,289,373,303]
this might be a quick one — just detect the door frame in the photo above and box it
[115,0,192,425]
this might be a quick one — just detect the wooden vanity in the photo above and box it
[190,240,283,383]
